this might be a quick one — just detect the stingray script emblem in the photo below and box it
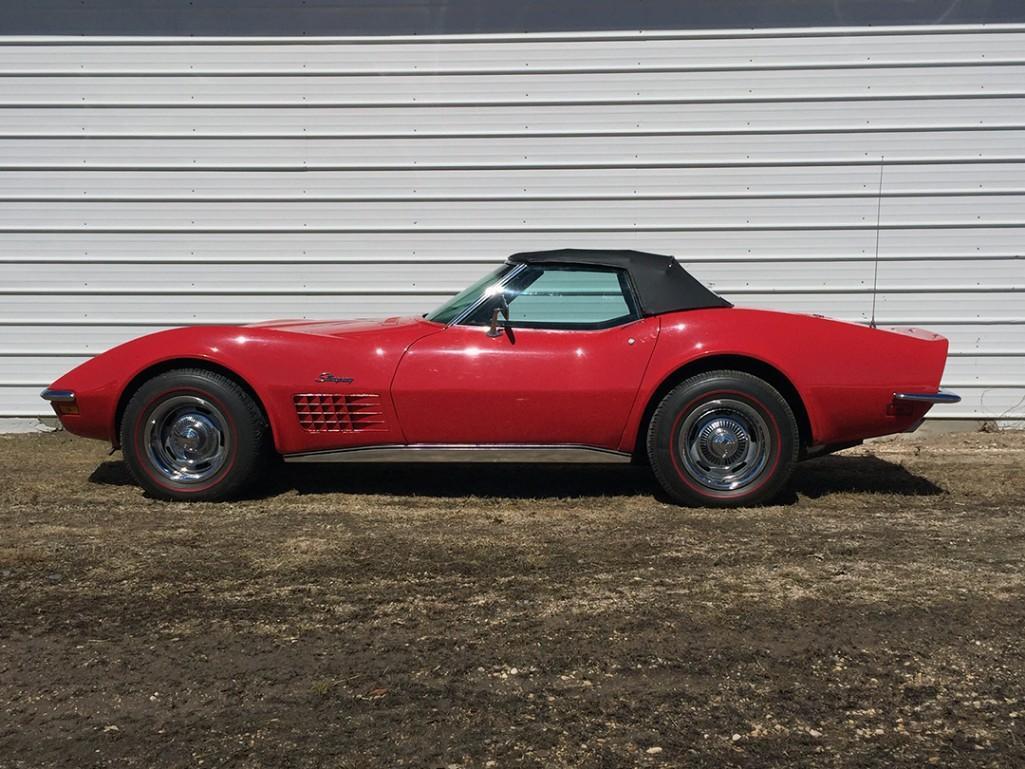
[316,372,354,384]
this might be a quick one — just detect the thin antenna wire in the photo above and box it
[869,156,885,329]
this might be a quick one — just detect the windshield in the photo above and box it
[424,264,513,324]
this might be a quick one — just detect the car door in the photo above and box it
[391,264,660,448]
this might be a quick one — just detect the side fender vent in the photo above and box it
[293,393,387,433]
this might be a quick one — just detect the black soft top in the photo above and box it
[507,248,732,316]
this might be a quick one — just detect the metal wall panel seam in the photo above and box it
[6,60,1025,76]
[0,285,1021,296]
[3,318,1024,327]
[5,24,1025,43]
[6,125,1025,140]
[5,189,1025,202]
[8,93,1025,108]
[1,254,1021,265]
[2,224,1025,233]
[6,157,1025,171]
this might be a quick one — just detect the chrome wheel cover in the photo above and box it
[677,398,771,492]
[143,395,230,484]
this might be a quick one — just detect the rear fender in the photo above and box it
[619,309,950,451]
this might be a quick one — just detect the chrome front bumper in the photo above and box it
[892,390,961,405]
[40,389,76,403]
[41,389,78,416]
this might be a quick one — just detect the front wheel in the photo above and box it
[646,370,798,507]
[120,369,271,501]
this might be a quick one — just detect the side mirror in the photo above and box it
[486,300,511,338]
[486,307,504,337]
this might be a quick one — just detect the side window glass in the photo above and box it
[464,266,638,329]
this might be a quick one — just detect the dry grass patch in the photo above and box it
[0,429,1023,768]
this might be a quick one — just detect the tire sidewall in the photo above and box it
[648,372,798,507]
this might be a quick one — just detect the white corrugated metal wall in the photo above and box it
[1,25,1023,421]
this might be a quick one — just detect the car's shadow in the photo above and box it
[792,454,943,499]
[89,453,943,502]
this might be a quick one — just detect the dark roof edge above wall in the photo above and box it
[1,0,1022,38]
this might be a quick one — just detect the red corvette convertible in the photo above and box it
[42,249,958,507]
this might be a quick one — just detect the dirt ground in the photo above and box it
[1,431,1024,768]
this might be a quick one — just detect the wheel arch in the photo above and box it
[632,354,813,461]
[113,357,274,449]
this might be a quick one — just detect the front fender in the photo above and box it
[46,326,291,448]
[46,319,442,454]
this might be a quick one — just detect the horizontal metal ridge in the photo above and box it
[7,92,1025,110]
[0,351,93,356]
[0,287,447,296]
[6,189,1025,205]
[3,223,1025,235]
[0,254,1020,266]
[5,156,1025,172]
[947,351,1025,357]
[0,285,1021,297]
[8,124,1025,142]
[5,59,1025,78]
[929,413,1025,420]
[1,317,1025,328]
[4,24,1025,44]
[282,443,633,464]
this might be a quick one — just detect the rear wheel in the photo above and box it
[646,370,798,507]
[120,369,270,501]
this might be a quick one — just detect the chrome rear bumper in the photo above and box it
[892,390,961,404]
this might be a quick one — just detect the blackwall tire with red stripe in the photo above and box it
[120,369,271,502]
[646,370,798,507]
